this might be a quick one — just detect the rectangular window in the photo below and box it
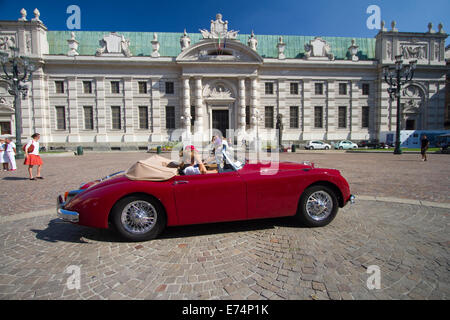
[165,81,174,94]
[246,105,250,126]
[362,106,370,128]
[138,81,147,94]
[362,83,370,95]
[111,106,121,130]
[290,106,299,128]
[55,106,66,130]
[315,83,323,95]
[111,81,120,94]
[338,106,347,128]
[190,105,196,127]
[314,106,323,128]
[138,106,149,130]
[55,81,64,94]
[83,106,94,130]
[264,106,274,128]
[83,81,92,94]
[166,106,175,129]
[339,83,347,95]
[0,121,11,135]
[265,82,274,95]
[290,82,299,95]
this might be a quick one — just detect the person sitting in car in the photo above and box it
[179,145,208,175]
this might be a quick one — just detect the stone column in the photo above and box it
[30,71,49,144]
[194,77,204,135]
[67,76,80,142]
[250,77,258,131]
[350,81,360,139]
[149,77,162,142]
[302,79,312,139]
[123,77,135,142]
[95,76,107,143]
[238,77,246,133]
[327,80,336,139]
[182,76,191,130]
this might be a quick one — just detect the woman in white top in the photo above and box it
[24,133,43,180]
[0,138,9,171]
[4,138,16,171]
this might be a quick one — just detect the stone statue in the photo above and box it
[180,29,191,51]
[276,114,284,151]
[248,30,258,51]
[18,8,27,21]
[199,13,239,40]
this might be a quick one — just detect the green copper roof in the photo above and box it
[47,31,376,60]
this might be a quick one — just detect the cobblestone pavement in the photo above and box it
[0,151,449,217]
[0,151,449,300]
[0,201,448,300]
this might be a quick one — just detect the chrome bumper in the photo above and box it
[57,195,79,223]
[349,195,356,204]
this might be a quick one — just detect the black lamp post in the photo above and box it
[0,47,35,159]
[383,55,417,154]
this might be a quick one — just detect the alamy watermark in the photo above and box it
[366,5,381,30]
[366,265,381,290]
[66,265,81,290]
[66,5,81,30]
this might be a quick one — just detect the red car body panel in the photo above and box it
[62,161,351,230]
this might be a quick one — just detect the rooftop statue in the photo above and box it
[200,13,239,40]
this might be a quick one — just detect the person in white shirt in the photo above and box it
[24,133,43,180]
[0,138,9,171]
[4,138,16,171]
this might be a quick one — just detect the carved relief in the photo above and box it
[386,41,392,60]
[0,35,16,51]
[203,82,235,101]
[400,44,427,60]
[95,32,132,57]
[402,85,424,114]
[304,37,334,60]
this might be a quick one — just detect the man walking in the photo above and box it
[421,135,429,162]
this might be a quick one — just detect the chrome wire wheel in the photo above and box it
[120,200,157,234]
[305,191,333,221]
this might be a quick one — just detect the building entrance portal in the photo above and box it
[212,110,229,137]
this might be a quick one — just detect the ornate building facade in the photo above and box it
[0,11,448,149]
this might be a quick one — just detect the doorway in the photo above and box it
[406,119,415,130]
[212,110,229,137]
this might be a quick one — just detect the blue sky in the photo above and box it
[1,0,449,44]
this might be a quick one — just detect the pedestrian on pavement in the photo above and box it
[421,135,430,162]
[24,133,43,180]
[0,138,9,171]
[4,138,16,171]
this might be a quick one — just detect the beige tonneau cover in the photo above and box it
[125,155,177,181]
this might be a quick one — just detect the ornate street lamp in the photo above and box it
[0,46,36,159]
[383,55,417,154]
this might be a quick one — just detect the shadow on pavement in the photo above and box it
[2,176,30,181]
[30,216,305,244]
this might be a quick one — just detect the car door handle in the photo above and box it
[173,180,189,185]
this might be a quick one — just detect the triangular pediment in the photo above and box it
[176,39,263,64]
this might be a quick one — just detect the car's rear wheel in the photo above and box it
[111,195,166,241]
[324,146,329,150]
[296,185,338,227]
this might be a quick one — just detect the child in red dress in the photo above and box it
[24,133,43,180]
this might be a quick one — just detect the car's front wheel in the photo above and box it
[110,195,166,241]
[324,146,329,150]
[296,185,338,227]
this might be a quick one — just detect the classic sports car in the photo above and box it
[57,151,354,242]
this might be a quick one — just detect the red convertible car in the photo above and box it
[57,152,354,241]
